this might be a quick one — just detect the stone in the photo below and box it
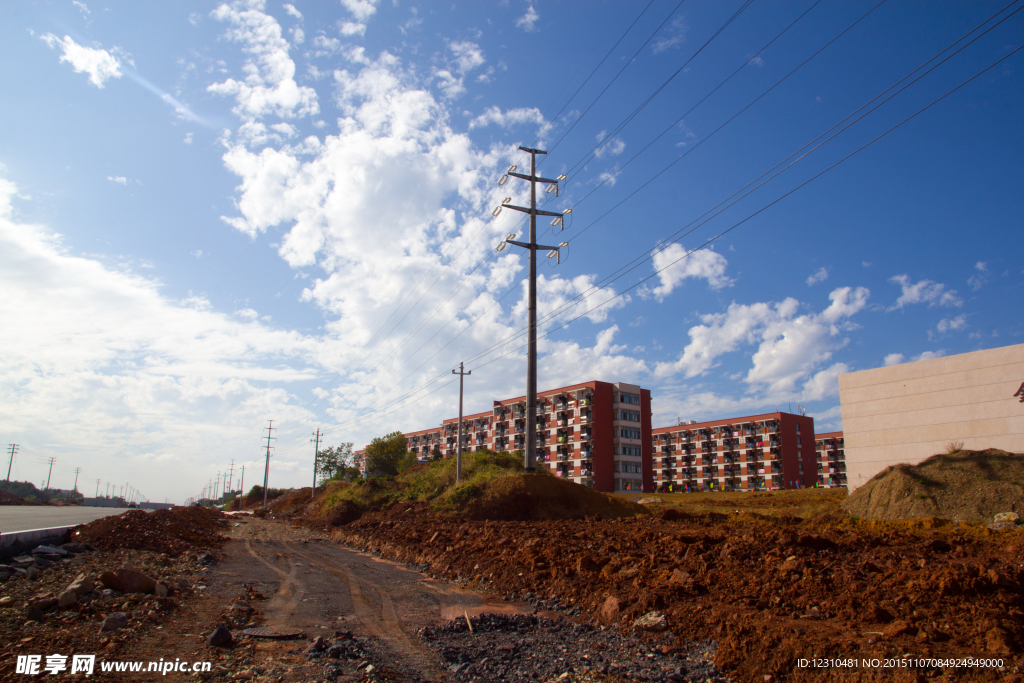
[599,596,620,623]
[0,596,13,607]
[197,552,216,566]
[12,556,35,567]
[994,512,1019,524]
[305,636,325,654]
[61,543,89,554]
[986,627,1011,654]
[100,612,128,632]
[31,545,67,556]
[0,570,11,583]
[99,571,123,592]
[154,582,169,598]
[633,611,669,632]
[882,620,914,638]
[32,596,57,610]
[58,590,78,609]
[114,567,157,594]
[25,605,44,622]
[208,625,232,647]
[68,574,94,596]
[670,568,690,583]
[25,567,39,581]
[636,496,662,505]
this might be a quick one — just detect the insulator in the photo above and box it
[550,217,562,228]
[498,175,508,185]
[492,206,503,217]
[545,184,556,194]
[506,232,517,240]
[562,208,573,215]
[508,165,517,173]
[556,174,567,181]
[496,242,507,252]
[547,250,558,259]
[559,242,569,248]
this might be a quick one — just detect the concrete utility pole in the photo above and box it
[73,467,81,493]
[262,420,276,510]
[95,479,100,497]
[214,472,220,501]
[239,465,245,498]
[227,460,235,495]
[452,362,472,482]
[496,147,568,470]
[311,428,321,499]
[44,457,55,492]
[4,444,17,490]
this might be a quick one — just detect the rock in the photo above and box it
[100,612,128,632]
[31,545,67,556]
[58,590,78,609]
[198,552,216,566]
[326,645,345,659]
[25,567,39,581]
[114,567,157,594]
[25,605,45,622]
[68,573,94,596]
[636,496,662,505]
[61,543,89,554]
[633,611,668,632]
[0,570,11,582]
[0,596,13,607]
[305,636,325,654]
[670,568,690,583]
[208,625,232,647]
[986,627,1011,654]
[883,620,914,638]
[994,512,1019,524]
[33,596,58,610]
[599,596,620,623]
[99,571,123,592]
[154,582,169,598]
[12,556,35,567]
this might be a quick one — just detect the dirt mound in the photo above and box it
[459,474,649,521]
[0,489,45,505]
[69,506,227,557]
[266,487,314,516]
[336,503,1024,683]
[842,449,1024,523]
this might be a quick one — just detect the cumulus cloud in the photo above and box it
[207,0,319,121]
[341,0,378,21]
[652,15,687,54]
[107,176,128,185]
[806,267,828,286]
[468,106,546,131]
[41,34,122,88]
[937,314,967,333]
[449,41,486,74]
[883,352,904,366]
[888,274,962,310]
[516,4,540,32]
[884,350,946,366]
[645,243,733,301]
[282,3,302,19]
[656,287,870,397]
[968,260,988,291]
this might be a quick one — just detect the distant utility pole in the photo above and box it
[73,467,81,493]
[311,428,321,500]
[239,465,245,498]
[227,460,235,494]
[452,362,472,482]
[95,479,100,497]
[262,420,276,510]
[215,472,221,501]
[44,457,55,492]
[495,147,568,471]
[4,444,17,490]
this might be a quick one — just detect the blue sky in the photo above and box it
[1,0,1021,503]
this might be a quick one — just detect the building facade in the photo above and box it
[354,380,653,493]
[839,343,1024,490]
[814,431,847,488]
[651,412,816,491]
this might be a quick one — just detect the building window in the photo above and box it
[619,410,641,422]
[796,423,801,433]
[620,427,641,439]
[797,436,802,445]
[618,392,640,405]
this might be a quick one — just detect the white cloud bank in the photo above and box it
[41,34,122,88]
[888,274,963,310]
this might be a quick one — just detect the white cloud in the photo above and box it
[340,0,378,21]
[515,4,539,32]
[73,1,90,17]
[41,34,122,88]
[593,135,625,158]
[340,21,367,36]
[191,249,203,259]
[656,286,869,397]
[208,0,319,121]
[806,267,828,286]
[646,243,733,300]
[0,177,321,503]
[884,350,946,366]
[652,15,687,54]
[883,352,904,366]
[888,274,963,310]
[968,261,988,291]
[449,41,486,74]
[107,176,128,185]
[468,106,546,131]
[183,132,194,145]
[433,69,465,99]
[282,3,302,19]
[937,314,967,333]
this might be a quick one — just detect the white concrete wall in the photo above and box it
[839,343,1024,490]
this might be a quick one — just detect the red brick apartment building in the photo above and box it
[650,412,816,492]
[814,431,847,488]
[354,380,653,493]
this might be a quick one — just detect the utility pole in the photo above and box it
[452,362,472,482]
[311,428,321,499]
[73,467,81,493]
[239,465,245,498]
[227,460,235,495]
[215,472,221,501]
[495,147,568,470]
[262,420,275,510]
[4,444,17,490]
[44,457,55,492]
[95,479,100,497]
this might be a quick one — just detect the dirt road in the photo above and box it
[131,517,528,681]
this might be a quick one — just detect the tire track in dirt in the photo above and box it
[275,533,445,682]
[243,536,306,626]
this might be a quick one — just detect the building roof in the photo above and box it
[652,411,800,434]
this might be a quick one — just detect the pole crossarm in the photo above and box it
[505,239,564,252]
[517,145,547,155]
[500,203,564,218]
[506,172,560,185]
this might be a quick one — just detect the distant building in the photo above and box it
[839,343,1024,490]
[651,412,816,491]
[354,380,653,493]
[814,431,847,488]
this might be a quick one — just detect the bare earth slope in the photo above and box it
[842,449,1024,523]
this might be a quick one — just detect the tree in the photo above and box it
[316,443,354,485]
[365,431,408,477]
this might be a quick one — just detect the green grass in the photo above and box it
[618,487,847,519]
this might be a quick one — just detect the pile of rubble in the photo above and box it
[333,504,1024,682]
[69,505,227,557]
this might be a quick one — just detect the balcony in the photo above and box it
[579,412,592,423]
[580,451,593,459]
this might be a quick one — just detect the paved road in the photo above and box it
[0,506,129,533]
